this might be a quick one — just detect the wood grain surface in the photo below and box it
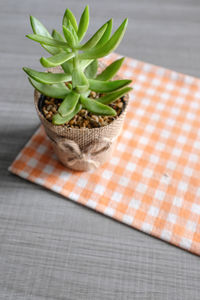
[0,0,200,299]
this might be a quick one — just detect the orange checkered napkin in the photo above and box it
[9,53,200,255]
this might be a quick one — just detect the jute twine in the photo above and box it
[34,66,129,171]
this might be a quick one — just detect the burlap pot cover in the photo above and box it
[34,67,129,172]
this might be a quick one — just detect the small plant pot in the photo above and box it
[34,67,129,172]
[24,9,132,172]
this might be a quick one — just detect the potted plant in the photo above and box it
[23,5,132,171]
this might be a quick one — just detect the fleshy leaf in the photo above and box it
[72,68,89,93]
[80,96,116,116]
[51,30,73,73]
[63,8,78,32]
[95,19,113,48]
[79,59,94,71]
[30,16,59,55]
[67,21,79,44]
[97,87,132,104]
[28,78,70,99]
[78,23,107,50]
[30,16,51,36]
[61,60,73,74]
[26,34,69,49]
[67,83,72,90]
[84,59,98,79]
[23,68,71,84]
[89,79,132,93]
[52,29,65,42]
[63,26,76,47]
[40,52,75,67]
[52,103,82,125]
[79,18,128,59]
[77,5,89,41]
[58,91,80,117]
[96,57,125,81]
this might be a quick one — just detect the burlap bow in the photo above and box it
[55,136,116,169]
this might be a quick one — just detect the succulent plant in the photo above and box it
[23,5,132,125]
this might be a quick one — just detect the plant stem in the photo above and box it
[73,50,79,69]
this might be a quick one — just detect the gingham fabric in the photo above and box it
[9,53,200,255]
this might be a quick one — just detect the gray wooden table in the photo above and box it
[1,0,200,299]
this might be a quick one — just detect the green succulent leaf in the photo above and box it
[95,19,113,48]
[52,29,74,74]
[52,29,65,42]
[72,68,89,93]
[89,79,131,93]
[80,96,116,116]
[61,61,73,74]
[63,25,76,47]
[96,57,125,81]
[51,30,73,74]
[79,59,94,71]
[78,23,108,50]
[97,87,132,104]
[77,5,89,41]
[63,8,78,32]
[30,16,59,55]
[52,102,82,125]
[67,21,79,44]
[40,52,75,68]
[58,91,80,117]
[23,67,71,84]
[26,34,69,49]
[84,59,98,79]
[30,16,51,36]
[28,78,70,99]
[79,18,128,59]
[67,83,73,90]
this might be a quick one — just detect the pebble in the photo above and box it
[46,104,53,111]
[117,102,123,108]
[91,115,99,122]
[98,117,104,125]
[90,91,97,98]
[69,119,74,125]
[79,109,88,118]
[46,113,52,119]
[52,107,57,113]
